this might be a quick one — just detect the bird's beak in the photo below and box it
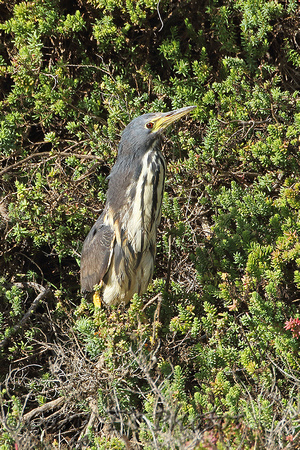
[154,106,196,132]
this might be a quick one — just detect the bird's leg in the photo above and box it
[93,292,101,308]
[93,282,103,308]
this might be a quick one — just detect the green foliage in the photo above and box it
[235,0,283,67]
[0,279,25,347]
[1,0,300,447]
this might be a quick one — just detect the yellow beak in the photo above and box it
[153,106,196,132]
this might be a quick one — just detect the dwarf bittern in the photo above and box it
[80,106,195,307]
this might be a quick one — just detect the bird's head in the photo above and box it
[118,106,196,157]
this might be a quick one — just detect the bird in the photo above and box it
[80,106,196,307]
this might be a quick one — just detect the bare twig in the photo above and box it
[0,152,104,177]
[266,354,300,384]
[77,397,99,444]
[22,397,65,423]
[157,0,164,32]
[217,118,271,126]
[142,293,162,312]
[165,234,172,293]
[0,285,50,349]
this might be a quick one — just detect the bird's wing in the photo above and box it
[80,212,115,295]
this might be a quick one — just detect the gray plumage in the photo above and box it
[80,107,195,306]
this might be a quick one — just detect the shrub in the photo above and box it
[1,0,300,448]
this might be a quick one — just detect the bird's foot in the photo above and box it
[93,291,102,308]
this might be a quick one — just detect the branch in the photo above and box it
[77,397,99,444]
[0,285,50,349]
[22,396,65,423]
[0,152,104,177]
[217,118,271,126]
[165,234,172,293]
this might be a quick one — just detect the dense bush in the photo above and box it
[1,0,300,448]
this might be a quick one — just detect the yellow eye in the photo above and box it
[146,122,154,129]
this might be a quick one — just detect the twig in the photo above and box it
[266,354,300,384]
[165,234,172,293]
[0,285,50,349]
[22,396,65,423]
[16,256,44,284]
[217,118,271,126]
[77,397,99,444]
[13,281,45,293]
[0,152,104,177]
[0,152,49,176]
[142,293,162,312]
[157,0,164,32]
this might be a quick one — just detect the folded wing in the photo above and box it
[80,212,115,295]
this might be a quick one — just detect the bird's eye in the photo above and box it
[146,122,154,129]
